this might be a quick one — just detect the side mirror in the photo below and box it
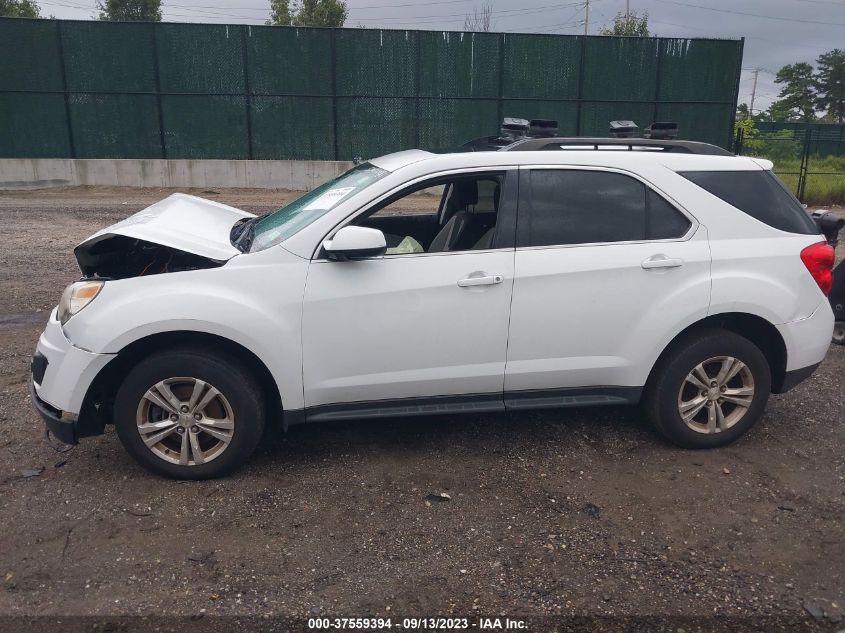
[322,226,387,261]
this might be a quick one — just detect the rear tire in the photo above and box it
[114,348,266,479]
[644,330,771,448]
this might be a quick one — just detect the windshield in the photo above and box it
[249,163,389,252]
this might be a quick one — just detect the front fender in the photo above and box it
[62,251,308,409]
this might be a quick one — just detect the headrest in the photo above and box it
[452,180,478,207]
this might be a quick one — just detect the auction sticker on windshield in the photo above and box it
[302,187,357,211]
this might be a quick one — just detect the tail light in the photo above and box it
[800,241,836,295]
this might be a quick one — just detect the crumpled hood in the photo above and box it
[78,193,255,261]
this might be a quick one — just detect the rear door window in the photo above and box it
[679,170,819,235]
[519,169,691,247]
[520,170,645,247]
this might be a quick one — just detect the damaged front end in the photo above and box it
[75,235,224,280]
[72,193,254,280]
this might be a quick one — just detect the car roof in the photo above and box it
[369,148,768,175]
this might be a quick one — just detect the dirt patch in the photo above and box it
[0,185,301,209]
[0,189,843,629]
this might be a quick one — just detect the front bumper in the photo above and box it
[30,382,78,444]
[31,309,115,439]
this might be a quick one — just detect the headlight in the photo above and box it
[58,280,104,324]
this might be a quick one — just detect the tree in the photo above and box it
[463,2,493,32]
[765,100,795,122]
[598,10,649,36]
[815,48,845,124]
[267,0,347,27]
[736,102,767,123]
[0,0,41,17]
[97,0,161,21]
[771,62,816,122]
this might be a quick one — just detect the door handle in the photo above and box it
[457,274,504,287]
[641,255,684,270]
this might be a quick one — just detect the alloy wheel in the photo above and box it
[677,356,755,434]
[135,377,235,466]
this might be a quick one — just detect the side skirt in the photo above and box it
[306,393,504,423]
[287,386,642,425]
[504,386,642,410]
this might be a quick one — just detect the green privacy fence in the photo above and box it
[736,127,845,204]
[756,122,845,157]
[0,18,744,161]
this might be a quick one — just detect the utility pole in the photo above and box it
[749,67,759,118]
[584,0,590,35]
[625,0,630,19]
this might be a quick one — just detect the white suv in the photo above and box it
[31,139,836,479]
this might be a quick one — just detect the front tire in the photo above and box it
[644,330,771,448]
[114,348,266,479]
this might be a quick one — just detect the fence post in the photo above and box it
[496,32,505,125]
[150,23,167,159]
[576,34,586,135]
[330,28,339,161]
[55,20,76,158]
[652,38,663,127]
[797,128,811,202]
[241,25,253,160]
[414,30,421,149]
[733,126,744,155]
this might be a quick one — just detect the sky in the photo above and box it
[35,0,845,112]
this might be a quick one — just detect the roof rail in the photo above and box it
[502,137,733,156]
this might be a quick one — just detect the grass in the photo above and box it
[751,155,845,206]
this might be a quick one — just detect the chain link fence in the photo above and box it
[0,18,744,161]
[736,127,845,206]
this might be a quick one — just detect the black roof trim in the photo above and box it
[501,137,733,156]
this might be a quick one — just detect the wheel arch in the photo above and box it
[645,312,788,395]
[79,331,285,437]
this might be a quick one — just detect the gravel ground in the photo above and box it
[0,187,843,631]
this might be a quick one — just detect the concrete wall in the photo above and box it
[0,159,355,191]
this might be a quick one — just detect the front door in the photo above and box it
[301,170,518,414]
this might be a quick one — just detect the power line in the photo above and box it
[654,0,845,27]
[345,0,475,9]
[647,18,829,50]
[788,0,845,5]
[351,2,587,24]
[42,0,479,12]
[527,3,587,33]
[39,0,598,30]
[47,0,215,19]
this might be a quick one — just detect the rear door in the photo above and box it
[504,166,712,408]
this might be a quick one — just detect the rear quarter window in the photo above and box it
[679,170,819,235]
